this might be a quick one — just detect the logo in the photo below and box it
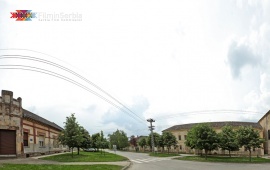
[10,10,82,22]
[10,10,36,21]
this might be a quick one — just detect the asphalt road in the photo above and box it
[106,150,270,170]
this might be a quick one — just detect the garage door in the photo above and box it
[0,130,16,155]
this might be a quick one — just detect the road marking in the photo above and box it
[131,159,143,163]
[131,158,171,164]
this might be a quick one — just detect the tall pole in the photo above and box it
[147,118,155,153]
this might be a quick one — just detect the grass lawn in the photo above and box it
[149,152,180,157]
[176,156,270,163]
[41,151,128,162]
[0,164,123,170]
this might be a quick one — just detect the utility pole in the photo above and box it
[147,118,155,153]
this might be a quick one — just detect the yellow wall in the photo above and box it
[167,126,264,156]
[259,112,270,154]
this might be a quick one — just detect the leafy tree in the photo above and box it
[76,126,91,155]
[218,125,239,157]
[58,113,83,157]
[147,132,160,150]
[91,133,101,151]
[80,127,91,149]
[138,137,147,152]
[236,126,264,162]
[129,135,138,147]
[185,123,219,160]
[99,131,108,155]
[158,135,165,152]
[162,131,177,153]
[108,129,129,150]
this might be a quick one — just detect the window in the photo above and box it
[23,132,29,146]
[39,135,45,147]
[180,145,182,150]
[268,130,270,140]
[53,137,59,148]
[178,135,181,140]
[184,135,187,140]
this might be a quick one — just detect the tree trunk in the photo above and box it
[77,147,80,155]
[249,150,251,162]
[71,147,73,158]
[205,150,208,160]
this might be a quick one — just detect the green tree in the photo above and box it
[147,132,160,150]
[91,133,101,151]
[162,131,177,153]
[185,123,219,160]
[236,126,264,162]
[129,135,137,147]
[138,137,147,152]
[75,126,91,155]
[58,113,83,157]
[158,135,165,152]
[108,129,129,150]
[79,127,91,149]
[218,125,239,157]
[99,131,108,155]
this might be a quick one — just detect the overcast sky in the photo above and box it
[1,0,270,137]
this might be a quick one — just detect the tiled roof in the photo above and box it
[163,121,262,132]
[23,109,63,131]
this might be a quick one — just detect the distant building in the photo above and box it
[163,116,270,155]
[0,90,68,158]
[258,111,270,154]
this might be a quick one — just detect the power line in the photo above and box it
[155,109,264,121]
[0,65,147,126]
[0,54,145,123]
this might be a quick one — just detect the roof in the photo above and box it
[23,109,63,131]
[258,110,270,123]
[163,121,262,132]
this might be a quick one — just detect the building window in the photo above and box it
[184,135,187,140]
[53,138,59,148]
[180,145,182,150]
[23,132,29,146]
[178,135,181,140]
[39,135,45,147]
[268,130,270,140]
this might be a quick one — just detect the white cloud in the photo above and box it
[1,0,270,136]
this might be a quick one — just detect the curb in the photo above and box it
[122,160,132,170]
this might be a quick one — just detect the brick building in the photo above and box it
[0,90,68,158]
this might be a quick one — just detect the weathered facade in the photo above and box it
[0,90,23,157]
[258,111,270,154]
[0,90,67,158]
[163,121,265,156]
[23,109,68,157]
